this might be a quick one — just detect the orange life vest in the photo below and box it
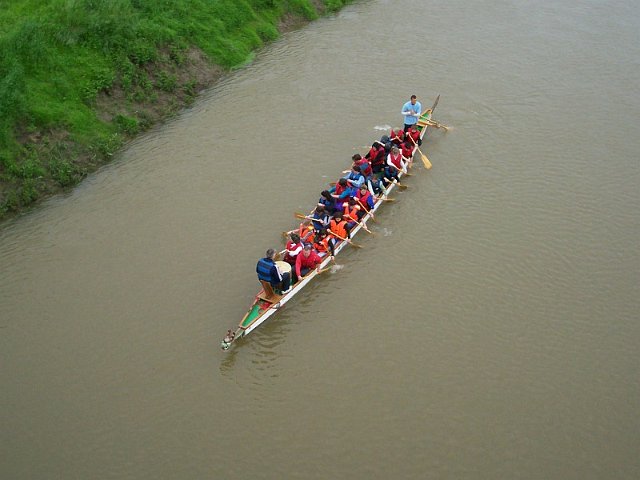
[329,218,348,239]
[342,202,360,222]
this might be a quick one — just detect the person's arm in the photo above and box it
[328,238,336,257]
[368,195,375,209]
[271,264,282,284]
[345,223,352,239]
[295,254,303,279]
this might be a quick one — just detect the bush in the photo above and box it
[114,114,140,135]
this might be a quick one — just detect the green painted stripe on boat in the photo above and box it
[241,303,263,328]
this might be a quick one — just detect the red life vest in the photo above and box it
[355,189,372,211]
[357,159,372,177]
[388,152,403,170]
[367,145,385,167]
[390,129,405,145]
[401,143,413,158]
[407,128,420,144]
[284,240,302,264]
[335,182,348,196]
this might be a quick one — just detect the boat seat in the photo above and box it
[258,280,281,302]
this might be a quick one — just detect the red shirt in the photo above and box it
[295,250,322,277]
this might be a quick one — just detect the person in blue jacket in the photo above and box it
[256,249,291,294]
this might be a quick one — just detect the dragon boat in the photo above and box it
[221,95,442,350]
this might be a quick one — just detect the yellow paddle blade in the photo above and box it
[421,152,432,170]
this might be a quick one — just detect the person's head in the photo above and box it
[359,184,368,194]
[290,233,300,243]
[265,248,276,259]
[315,204,325,213]
[352,165,361,173]
[352,153,362,161]
[320,190,331,200]
[334,211,343,220]
[410,94,417,105]
[338,178,348,187]
[317,228,328,238]
[391,145,400,154]
[348,197,356,206]
[302,243,313,256]
[404,140,412,149]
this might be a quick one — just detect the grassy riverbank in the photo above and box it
[0,0,352,221]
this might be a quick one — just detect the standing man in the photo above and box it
[401,94,422,132]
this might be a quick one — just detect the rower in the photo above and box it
[311,228,335,259]
[329,210,351,243]
[295,243,323,279]
[367,175,385,196]
[318,190,338,214]
[256,248,291,296]
[342,197,362,227]
[311,205,330,232]
[385,145,407,182]
[365,141,386,174]
[405,124,422,146]
[283,233,303,266]
[352,153,372,178]
[401,140,414,160]
[355,184,375,213]
[330,178,352,201]
[390,127,405,146]
[344,164,365,192]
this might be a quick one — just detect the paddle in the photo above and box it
[329,231,362,249]
[354,196,376,222]
[417,118,450,131]
[347,214,374,235]
[407,133,432,170]
[383,177,409,190]
[294,212,313,221]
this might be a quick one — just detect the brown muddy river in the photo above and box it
[1,0,639,478]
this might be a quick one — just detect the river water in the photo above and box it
[2,0,639,478]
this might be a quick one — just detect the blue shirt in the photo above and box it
[401,100,422,126]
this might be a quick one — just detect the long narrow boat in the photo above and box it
[220,95,441,350]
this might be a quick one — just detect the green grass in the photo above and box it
[0,0,354,220]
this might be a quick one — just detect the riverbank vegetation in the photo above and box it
[0,0,352,221]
